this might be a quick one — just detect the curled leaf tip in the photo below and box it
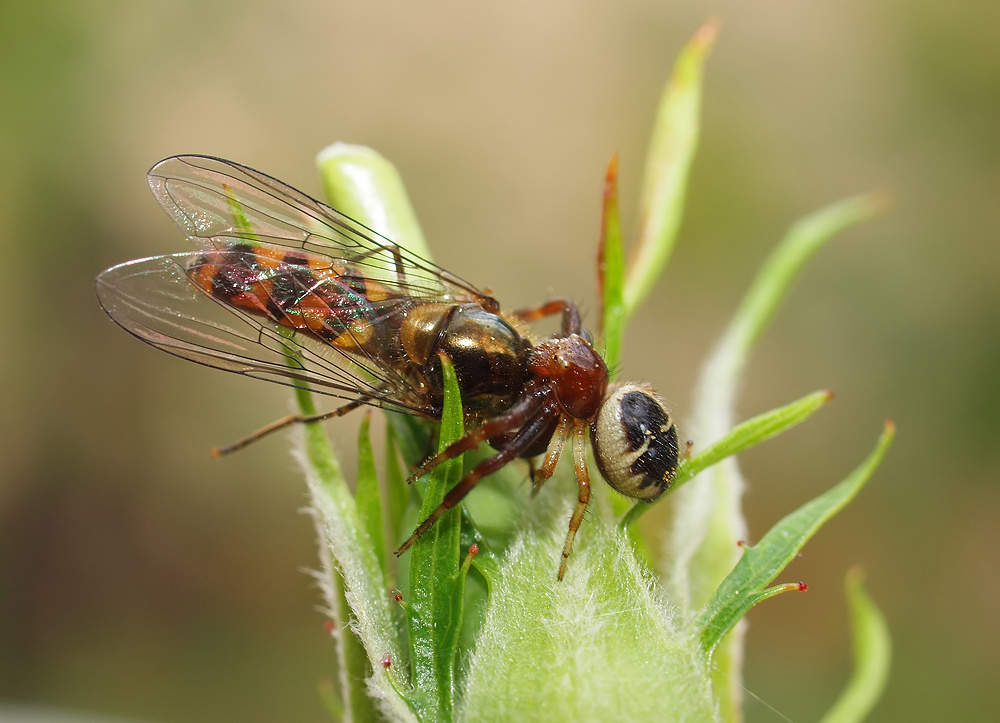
[605,152,619,183]
[823,389,835,402]
[693,16,721,48]
[819,565,892,723]
[866,188,896,215]
[316,141,373,163]
[841,189,893,225]
[460,544,479,575]
[884,418,896,434]
[765,581,809,600]
[845,565,866,586]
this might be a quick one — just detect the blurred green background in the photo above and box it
[1,1,997,721]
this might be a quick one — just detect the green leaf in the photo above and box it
[386,410,433,469]
[597,153,626,374]
[297,146,431,722]
[405,354,465,721]
[297,379,410,722]
[819,568,892,723]
[356,412,387,576]
[459,511,501,592]
[693,421,895,656]
[459,496,718,721]
[318,675,345,721]
[327,567,380,723]
[223,184,258,240]
[663,191,885,719]
[316,142,433,261]
[623,19,716,314]
[620,389,833,528]
[716,192,888,374]
[385,423,412,548]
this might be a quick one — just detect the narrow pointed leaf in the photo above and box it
[296,146,433,721]
[385,424,412,545]
[621,389,832,527]
[356,412,387,575]
[297,381,412,721]
[665,191,885,717]
[819,569,892,723]
[405,355,465,721]
[694,422,895,655]
[623,19,716,314]
[598,153,626,373]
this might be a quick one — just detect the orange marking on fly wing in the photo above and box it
[189,245,385,354]
[359,279,394,303]
[235,286,277,317]
[188,262,218,295]
[328,325,374,349]
[305,261,396,304]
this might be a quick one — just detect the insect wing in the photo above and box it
[96,253,425,414]
[147,155,491,307]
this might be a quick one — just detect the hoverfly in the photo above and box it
[96,155,679,579]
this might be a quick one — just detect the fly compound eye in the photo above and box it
[591,383,680,501]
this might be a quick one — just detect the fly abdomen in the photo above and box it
[186,244,388,352]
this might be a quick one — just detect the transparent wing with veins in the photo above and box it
[147,155,487,303]
[96,155,495,415]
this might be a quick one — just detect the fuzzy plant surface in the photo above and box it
[297,21,893,723]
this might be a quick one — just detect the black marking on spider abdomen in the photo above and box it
[619,390,680,492]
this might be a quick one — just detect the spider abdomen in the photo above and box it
[592,383,679,500]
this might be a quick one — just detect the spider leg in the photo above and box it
[212,397,369,457]
[405,384,550,484]
[511,298,582,335]
[531,413,572,497]
[394,401,561,557]
[557,419,593,581]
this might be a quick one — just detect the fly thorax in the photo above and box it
[404,304,531,413]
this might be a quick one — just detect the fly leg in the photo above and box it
[558,419,593,580]
[212,397,369,457]
[404,385,552,483]
[394,403,561,557]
